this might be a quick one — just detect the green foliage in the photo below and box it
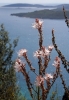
[50,85,61,100]
[0,24,19,100]
[32,87,42,100]
[50,91,58,100]
[17,92,27,100]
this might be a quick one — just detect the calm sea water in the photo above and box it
[0,7,69,100]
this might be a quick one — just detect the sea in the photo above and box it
[0,7,69,100]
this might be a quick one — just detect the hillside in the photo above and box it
[11,9,69,19]
[57,4,69,10]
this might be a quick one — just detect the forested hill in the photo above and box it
[11,9,69,19]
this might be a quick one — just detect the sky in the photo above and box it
[0,0,69,6]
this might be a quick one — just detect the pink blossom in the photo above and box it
[52,56,60,68]
[55,56,60,62]
[52,61,58,68]
[14,58,25,72]
[48,45,54,51]
[34,48,50,58]
[35,75,44,86]
[17,49,27,57]
[41,46,50,56]
[34,50,43,58]
[52,61,60,68]
[45,48,50,56]
[44,73,53,80]
[32,18,43,29]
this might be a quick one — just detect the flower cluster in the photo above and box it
[35,73,53,87]
[17,49,27,57]
[14,58,25,72]
[14,18,67,100]
[35,75,44,86]
[32,18,43,29]
[44,73,53,80]
[52,56,61,68]
[48,45,54,51]
[34,45,54,58]
[34,50,43,58]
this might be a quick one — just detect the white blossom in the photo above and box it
[35,75,44,86]
[14,59,22,72]
[17,49,27,57]
[32,18,43,29]
[44,73,53,80]
[52,57,61,68]
[48,45,54,51]
[34,50,43,58]
[14,58,25,72]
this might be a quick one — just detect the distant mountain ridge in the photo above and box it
[2,3,69,10]
[3,3,69,19]
[2,3,56,8]
[11,8,69,19]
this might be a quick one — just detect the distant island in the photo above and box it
[2,3,69,10]
[2,3,56,8]
[11,9,69,19]
[2,3,69,19]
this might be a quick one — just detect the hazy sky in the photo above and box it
[0,0,69,4]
